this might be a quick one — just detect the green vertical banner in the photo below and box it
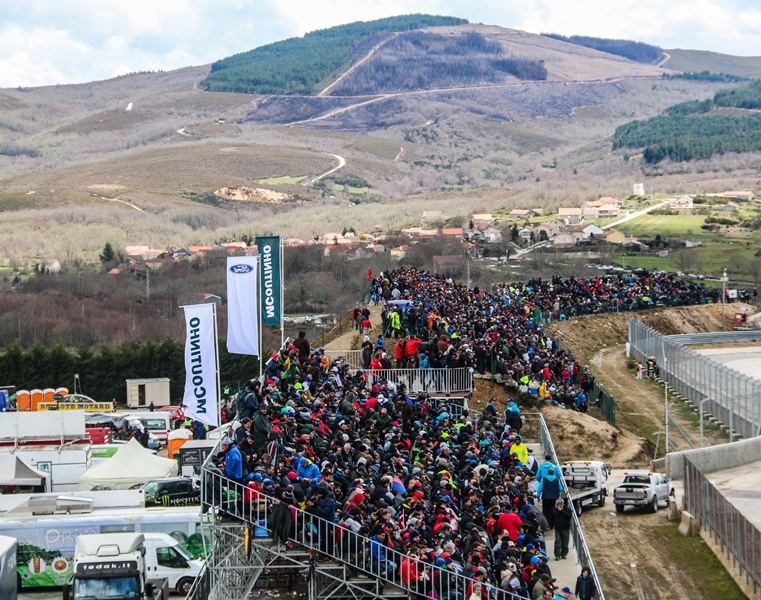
[255,235,282,327]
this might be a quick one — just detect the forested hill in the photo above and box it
[542,33,663,64]
[199,14,468,95]
[612,78,761,163]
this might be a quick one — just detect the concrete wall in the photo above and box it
[666,436,761,479]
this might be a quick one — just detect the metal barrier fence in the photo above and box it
[192,411,605,600]
[523,414,606,600]
[323,349,363,368]
[368,368,473,395]
[628,318,761,440]
[683,456,761,594]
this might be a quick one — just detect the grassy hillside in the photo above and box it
[200,14,468,95]
[665,49,761,78]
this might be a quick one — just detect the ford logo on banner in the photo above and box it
[229,264,254,274]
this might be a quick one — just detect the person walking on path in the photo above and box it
[552,498,572,560]
[575,566,597,600]
[537,468,562,529]
[635,361,643,380]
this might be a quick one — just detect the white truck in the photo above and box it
[561,460,609,515]
[0,494,205,593]
[63,532,202,599]
[63,532,164,600]
[613,471,675,513]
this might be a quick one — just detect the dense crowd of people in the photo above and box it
[205,267,717,599]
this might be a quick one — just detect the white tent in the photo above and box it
[0,454,49,489]
[78,438,178,490]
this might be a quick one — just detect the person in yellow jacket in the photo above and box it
[510,435,529,465]
[390,310,402,338]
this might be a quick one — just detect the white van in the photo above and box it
[126,412,172,443]
[142,532,204,595]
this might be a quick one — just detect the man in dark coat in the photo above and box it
[293,331,310,366]
[251,404,271,454]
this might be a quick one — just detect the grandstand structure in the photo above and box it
[187,403,605,600]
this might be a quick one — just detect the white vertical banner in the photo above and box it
[226,256,260,355]
[183,303,219,427]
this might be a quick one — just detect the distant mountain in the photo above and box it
[200,14,468,95]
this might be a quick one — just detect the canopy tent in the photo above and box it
[78,438,178,490]
[0,454,49,489]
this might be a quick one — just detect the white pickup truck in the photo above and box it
[613,471,674,513]
[561,461,609,515]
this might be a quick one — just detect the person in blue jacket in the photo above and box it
[221,437,243,484]
[536,467,562,530]
[536,455,560,483]
[368,529,397,576]
[297,456,322,483]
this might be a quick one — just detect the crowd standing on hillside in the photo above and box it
[207,267,716,599]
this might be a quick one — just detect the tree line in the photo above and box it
[542,33,662,64]
[0,338,259,405]
[200,14,468,95]
[613,79,761,163]
[329,31,546,95]
[662,71,748,83]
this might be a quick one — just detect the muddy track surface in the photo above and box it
[580,496,703,600]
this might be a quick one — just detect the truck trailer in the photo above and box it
[0,497,205,591]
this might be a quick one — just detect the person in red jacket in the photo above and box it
[395,337,407,368]
[497,507,523,542]
[405,336,422,362]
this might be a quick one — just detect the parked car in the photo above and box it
[140,477,200,507]
[613,471,674,513]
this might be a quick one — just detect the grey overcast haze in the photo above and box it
[1,0,760,88]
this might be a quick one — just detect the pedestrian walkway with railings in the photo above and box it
[323,349,473,395]
[186,411,605,600]
[629,319,761,440]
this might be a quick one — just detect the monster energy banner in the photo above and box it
[255,236,282,327]
[182,303,218,427]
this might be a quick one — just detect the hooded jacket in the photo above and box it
[297,457,322,482]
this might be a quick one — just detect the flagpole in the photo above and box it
[280,236,285,347]
[212,303,222,427]
[258,254,263,380]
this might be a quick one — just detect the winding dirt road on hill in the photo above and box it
[318,33,400,97]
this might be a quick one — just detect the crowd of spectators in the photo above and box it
[207,267,716,599]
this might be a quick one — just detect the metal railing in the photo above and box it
[367,368,473,395]
[523,414,605,600]
[629,318,761,440]
[323,349,363,368]
[199,451,525,600]
[683,456,761,593]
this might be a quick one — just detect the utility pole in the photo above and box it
[722,268,727,331]
[466,246,471,289]
[146,266,150,300]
